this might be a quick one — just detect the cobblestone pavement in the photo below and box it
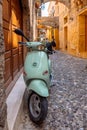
[18,51,87,130]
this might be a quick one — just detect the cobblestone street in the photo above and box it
[18,51,87,130]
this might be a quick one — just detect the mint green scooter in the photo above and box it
[14,29,52,124]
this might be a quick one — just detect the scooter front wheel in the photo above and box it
[28,92,48,124]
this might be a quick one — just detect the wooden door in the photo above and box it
[64,26,68,50]
[3,0,23,88]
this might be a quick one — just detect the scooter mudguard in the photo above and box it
[28,80,49,97]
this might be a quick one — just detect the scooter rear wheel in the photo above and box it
[28,92,48,124]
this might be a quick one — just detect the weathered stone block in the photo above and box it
[0,85,6,107]
[0,24,5,54]
[0,103,7,128]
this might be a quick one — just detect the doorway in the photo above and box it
[64,26,68,50]
[79,15,87,52]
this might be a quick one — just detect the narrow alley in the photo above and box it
[1,1,87,130]
[18,51,87,130]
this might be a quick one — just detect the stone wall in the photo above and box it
[0,1,8,130]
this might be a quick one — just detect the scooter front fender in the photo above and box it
[28,80,49,97]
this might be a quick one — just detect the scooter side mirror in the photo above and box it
[13,28,30,41]
[13,28,24,37]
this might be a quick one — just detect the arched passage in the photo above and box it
[44,0,70,6]
[36,0,70,50]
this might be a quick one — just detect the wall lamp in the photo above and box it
[41,0,44,4]
[69,17,74,21]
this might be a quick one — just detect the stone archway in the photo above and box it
[36,0,71,8]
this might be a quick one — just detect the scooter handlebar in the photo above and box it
[46,48,53,54]
[18,42,26,45]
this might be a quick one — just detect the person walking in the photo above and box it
[45,38,53,54]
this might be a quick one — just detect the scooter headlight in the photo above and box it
[37,45,45,50]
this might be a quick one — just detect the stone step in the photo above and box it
[6,74,26,130]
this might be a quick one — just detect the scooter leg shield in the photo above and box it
[28,80,49,97]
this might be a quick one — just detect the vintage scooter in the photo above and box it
[14,29,52,124]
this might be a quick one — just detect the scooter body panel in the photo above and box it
[24,51,51,88]
[28,80,49,97]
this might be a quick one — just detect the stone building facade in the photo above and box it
[54,0,87,58]
[57,0,87,58]
[0,0,38,129]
